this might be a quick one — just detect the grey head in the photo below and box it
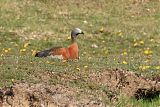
[71,28,84,37]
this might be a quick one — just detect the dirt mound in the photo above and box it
[0,83,106,107]
[0,69,159,107]
[88,69,160,100]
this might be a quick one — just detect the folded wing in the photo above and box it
[35,47,70,60]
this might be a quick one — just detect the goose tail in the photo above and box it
[35,50,50,57]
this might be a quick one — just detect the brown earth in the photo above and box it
[0,69,159,107]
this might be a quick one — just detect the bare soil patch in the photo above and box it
[88,69,160,100]
[0,69,159,107]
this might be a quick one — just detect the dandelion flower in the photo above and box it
[11,79,14,82]
[83,20,88,24]
[84,65,88,68]
[144,60,149,63]
[31,50,37,56]
[133,43,139,47]
[44,37,48,41]
[102,40,105,43]
[155,66,160,70]
[20,49,26,52]
[46,61,50,64]
[122,61,127,65]
[139,40,144,44]
[123,51,127,55]
[105,50,108,54]
[150,39,154,42]
[118,32,122,36]
[99,27,104,33]
[133,39,137,42]
[4,49,9,53]
[139,65,150,70]
[144,48,152,55]
[4,48,11,53]
[24,42,29,48]
[76,67,80,71]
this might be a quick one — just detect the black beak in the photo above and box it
[81,32,84,35]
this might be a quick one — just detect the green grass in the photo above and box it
[0,0,160,106]
[116,96,160,107]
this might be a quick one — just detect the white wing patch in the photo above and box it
[48,55,64,59]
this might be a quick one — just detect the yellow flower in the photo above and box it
[144,49,152,55]
[133,39,137,42]
[24,42,29,48]
[123,51,127,55]
[139,40,144,44]
[118,32,122,36]
[31,50,37,56]
[133,43,139,47]
[145,65,150,69]
[139,65,150,70]
[4,49,9,53]
[122,61,127,64]
[76,67,80,71]
[11,79,14,82]
[46,61,50,64]
[20,49,26,52]
[105,50,108,54]
[83,20,88,24]
[84,65,88,68]
[99,27,104,33]
[144,60,149,63]
[102,40,105,43]
[67,35,71,40]
[88,57,92,60]
[155,66,160,70]
[4,48,11,53]
[43,37,48,41]
[150,39,154,42]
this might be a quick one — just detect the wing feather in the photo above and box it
[35,46,63,57]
